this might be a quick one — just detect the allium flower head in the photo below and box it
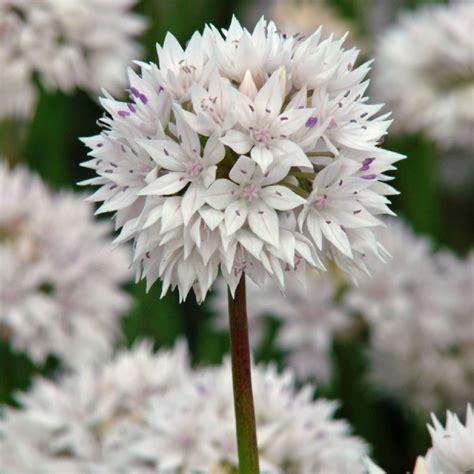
[374,3,474,148]
[82,16,402,302]
[346,220,474,413]
[0,163,130,367]
[0,341,372,473]
[415,405,474,474]
[0,0,146,119]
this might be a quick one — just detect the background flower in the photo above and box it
[0,163,131,367]
[0,341,373,474]
[0,0,146,119]
[373,2,474,149]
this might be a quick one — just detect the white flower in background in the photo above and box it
[211,268,351,383]
[82,16,402,303]
[0,341,372,473]
[253,0,367,53]
[0,6,36,120]
[414,405,474,474]
[0,0,146,119]
[0,163,130,367]
[373,3,474,148]
[346,220,474,414]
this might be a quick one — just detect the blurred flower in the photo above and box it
[373,3,474,148]
[0,341,373,473]
[0,7,36,120]
[346,220,474,414]
[81,16,402,303]
[415,405,474,473]
[257,0,367,53]
[212,268,351,383]
[0,0,146,119]
[0,163,130,367]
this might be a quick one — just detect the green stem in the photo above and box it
[227,276,260,474]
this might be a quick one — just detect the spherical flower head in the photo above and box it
[373,3,474,148]
[0,341,371,473]
[81,16,403,303]
[0,0,146,119]
[347,219,474,413]
[212,268,351,382]
[415,405,474,473]
[0,163,131,367]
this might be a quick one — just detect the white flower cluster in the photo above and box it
[374,2,474,148]
[346,220,474,414]
[212,269,351,383]
[414,405,474,474]
[0,163,131,367]
[82,16,402,303]
[0,0,146,120]
[0,341,376,474]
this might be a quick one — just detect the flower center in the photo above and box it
[187,160,203,177]
[253,127,270,143]
[315,194,328,210]
[242,184,259,201]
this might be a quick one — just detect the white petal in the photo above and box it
[174,107,201,157]
[251,145,274,172]
[305,211,323,249]
[248,203,279,247]
[273,140,311,168]
[139,172,188,196]
[225,200,248,235]
[181,183,205,225]
[137,139,183,171]
[221,130,253,154]
[205,179,239,209]
[161,196,183,232]
[261,185,305,211]
[229,155,257,184]
[273,108,313,136]
[204,134,225,165]
[254,71,283,119]
[321,220,353,257]
[198,207,224,230]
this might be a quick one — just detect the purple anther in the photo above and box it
[305,116,318,128]
[127,103,136,113]
[139,93,148,104]
[361,174,377,180]
[118,110,130,117]
[360,157,376,171]
[130,87,140,97]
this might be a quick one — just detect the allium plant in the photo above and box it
[0,0,146,120]
[414,405,474,474]
[0,163,130,368]
[81,17,402,471]
[374,2,474,149]
[0,341,380,474]
[346,220,474,414]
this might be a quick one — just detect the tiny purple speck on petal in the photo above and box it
[361,174,377,180]
[305,116,318,128]
[328,118,337,129]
